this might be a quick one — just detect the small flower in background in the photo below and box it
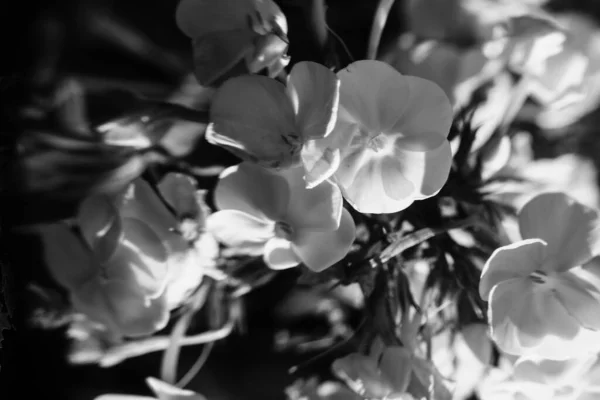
[479,192,600,360]
[332,346,414,400]
[286,377,363,400]
[206,162,355,272]
[304,60,453,214]
[38,173,217,339]
[206,61,340,179]
[176,0,290,87]
[95,376,207,399]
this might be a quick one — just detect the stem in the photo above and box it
[99,318,234,368]
[367,0,396,59]
[305,0,329,54]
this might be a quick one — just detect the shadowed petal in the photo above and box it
[554,273,600,331]
[78,195,123,262]
[190,30,255,87]
[157,173,200,219]
[207,75,298,168]
[286,61,340,139]
[380,346,413,393]
[518,192,600,272]
[292,208,355,272]
[337,60,411,132]
[278,166,343,231]
[390,76,453,144]
[176,0,254,38]
[37,223,98,290]
[263,237,301,270]
[479,239,547,300]
[213,162,290,221]
[206,210,274,253]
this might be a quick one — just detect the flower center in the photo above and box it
[274,221,294,240]
[529,270,548,284]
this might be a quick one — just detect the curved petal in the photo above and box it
[207,75,298,168]
[518,192,600,271]
[393,140,452,199]
[37,223,98,290]
[213,162,289,221]
[335,147,415,214]
[118,178,178,238]
[190,30,255,87]
[379,346,413,393]
[479,239,547,300]
[175,0,254,38]
[147,377,208,400]
[286,61,340,139]
[300,119,358,188]
[332,353,393,399]
[107,217,170,298]
[554,273,600,331]
[292,208,355,272]
[73,278,169,338]
[78,195,123,261]
[157,172,200,219]
[390,76,453,144]
[263,237,301,270]
[206,209,274,253]
[337,60,411,132]
[277,166,343,231]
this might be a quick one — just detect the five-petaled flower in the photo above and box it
[479,192,600,360]
[304,60,453,214]
[206,61,340,180]
[206,162,355,272]
[176,0,290,87]
[39,173,218,339]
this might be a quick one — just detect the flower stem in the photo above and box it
[367,0,396,59]
[305,0,329,53]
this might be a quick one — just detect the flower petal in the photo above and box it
[337,60,411,132]
[207,75,298,168]
[335,147,415,214]
[175,0,254,38]
[286,61,340,139]
[206,210,274,253]
[292,208,355,272]
[213,162,289,221]
[278,166,343,231]
[379,346,413,393]
[518,192,600,271]
[479,238,547,300]
[332,353,393,399]
[263,237,301,270]
[78,195,123,262]
[37,223,98,290]
[190,30,255,87]
[390,76,453,144]
[157,172,200,219]
[554,272,600,331]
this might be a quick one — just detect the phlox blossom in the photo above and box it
[206,61,340,177]
[176,0,290,87]
[332,347,415,400]
[206,162,355,272]
[39,173,217,338]
[479,192,600,360]
[304,60,453,214]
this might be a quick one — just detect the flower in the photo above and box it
[176,0,290,87]
[95,376,207,399]
[479,192,600,360]
[206,162,355,272]
[304,60,453,214]
[332,347,414,400]
[206,61,340,175]
[39,173,218,338]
